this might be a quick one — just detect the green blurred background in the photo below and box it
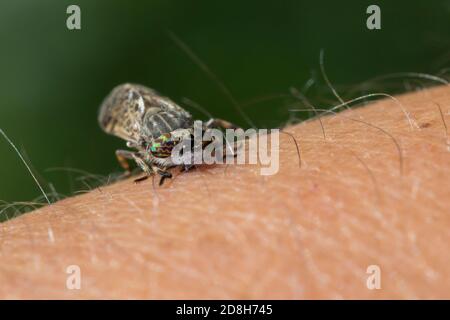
[0,0,448,211]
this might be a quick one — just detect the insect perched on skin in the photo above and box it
[98,83,240,185]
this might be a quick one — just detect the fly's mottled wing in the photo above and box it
[98,83,192,144]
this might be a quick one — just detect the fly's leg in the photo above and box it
[158,171,172,186]
[148,165,173,186]
[132,156,154,183]
[115,150,135,177]
[134,175,149,183]
[116,150,154,183]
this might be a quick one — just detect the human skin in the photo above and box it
[0,85,449,299]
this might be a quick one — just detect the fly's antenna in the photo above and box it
[0,128,51,205]
[167,30,256,128]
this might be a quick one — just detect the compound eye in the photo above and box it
[149,134,175,158]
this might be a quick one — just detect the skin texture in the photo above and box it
[0,85,449,299]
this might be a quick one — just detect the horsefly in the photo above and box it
[98,83,240,185]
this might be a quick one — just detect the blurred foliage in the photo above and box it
[0,0,448,211]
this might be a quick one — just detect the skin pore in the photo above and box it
[0,85,449,299]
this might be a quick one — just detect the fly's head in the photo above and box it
[147,129,193,158]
